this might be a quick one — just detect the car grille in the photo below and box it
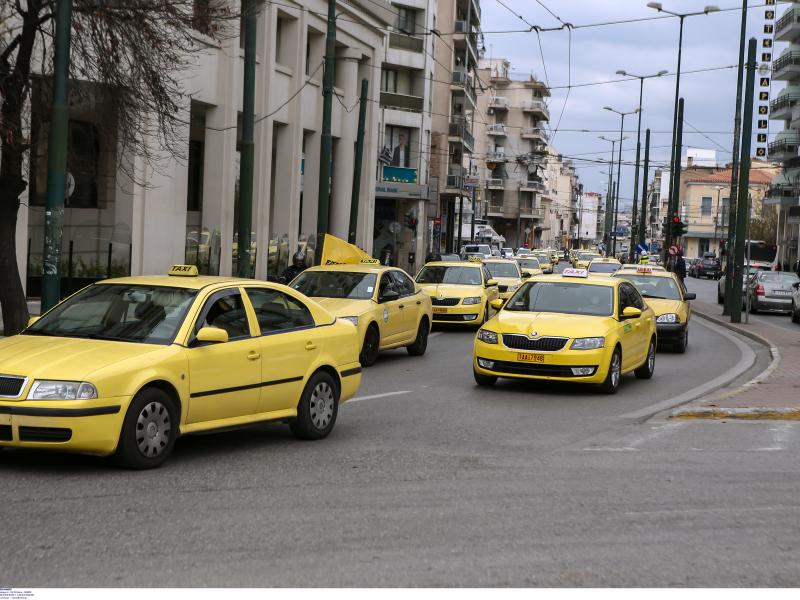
[0,425,11,441]
[485,360,595,378]
[18,426,72,443]
[431,297,460,306]
[0,376,25,398]
[498,285,509,293]
[502,334,568,352]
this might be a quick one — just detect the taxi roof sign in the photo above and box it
[467,256,484,263]
[636,266,653,274]
[168,264,199,277]
[562,268,588,278]
[359,258,380,265]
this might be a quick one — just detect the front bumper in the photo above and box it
[473,342,609,384]
[656,322,686,343]
[0,397,129,455]
[431,304,483,324]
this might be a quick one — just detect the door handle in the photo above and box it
[416,300,421,305]
[247,351,261,361]
[305,341,318,351]
[399,304,405,309]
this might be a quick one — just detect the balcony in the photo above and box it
[776,8,800,42]
[382,165,418,183]
[765,183,800,207]
[772,52,800,81]
[520,180,545,193]
[485,150,506,163]
[770,94,800,120]
[388,32,424,53]
[452,21,478,64]
[451,69,477,107]
[487,124,508,137]
[448,120,474,151]
[520,206,545,219]
[489,96,508,111]
[486,178,505,190]
[768,138,800,162]
[487,203,505,217]
[380,91,424,112]
[521,100,550,120]
[521,127,547,141]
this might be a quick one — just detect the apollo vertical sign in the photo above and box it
[758,0,776,158]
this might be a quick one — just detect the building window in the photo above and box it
[65,120,100,209]
[701,196,712,217]
[397,7,416,35]
[381,69,397,93]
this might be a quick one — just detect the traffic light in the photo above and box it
[404,211,418,232]
[672,216,686,238]
[719,239,727,255]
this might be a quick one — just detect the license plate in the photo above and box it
[775,290,792,296]
[517,353,545,363]
[432,307,448,314]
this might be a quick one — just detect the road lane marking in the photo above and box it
[618,317,756,421]
[347,390,412,403]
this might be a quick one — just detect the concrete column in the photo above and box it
[330,48,360,239]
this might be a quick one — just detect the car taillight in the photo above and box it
[756,284,765,296]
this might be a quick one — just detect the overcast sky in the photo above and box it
[479,0,776,208]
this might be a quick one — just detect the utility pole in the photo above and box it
[668,98,685,261]
[630,79,644,262]
[724,0,748,316]
[610,181,616,254]
[237,0,257,277]
[604,142,615,251]
[348,78,368,244]
[638,128,651,248]
[663,16,685,263]
[731,38,757,324]
[315,0,337,264]
[41,0,74,311]
[612,118,624,256]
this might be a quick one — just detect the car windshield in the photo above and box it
[589,262,621,273]
[416,266,482,285]
[517,258,541,269]
[485,262,520,278]
[615,274,682,300]
[291,271,377,300]
[580,253,601,261]
[437,253,460,262]
[24,284,197,344]
[759,272,799,284]
[506,282,614,317]
[702,260,718,267]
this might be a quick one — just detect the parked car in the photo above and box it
[686,258,701,278]
[695,258,722,280]
[747,271,800,314]
[792,279,800,323]
[460,244,492,259]
[717,268,760,304]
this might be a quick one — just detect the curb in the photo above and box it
[672,408,800,421]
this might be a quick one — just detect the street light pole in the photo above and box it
[604,106,639,256]
[599,135,626,255]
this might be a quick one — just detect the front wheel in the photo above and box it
[674,329,688,354]
[599,348,622,394]
[290,371,339,440]
[359,325,380,367]
[635,339,656,378]
[474,369,497,387]
[792,302,800,323]
[115,388,178,469]
[406,318,429,356]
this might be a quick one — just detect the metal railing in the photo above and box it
[487,124,508,136]
[521,100,550,118]
[776,8,800,35]
[388,32,424,53]
[487,204,505,214]
[768,138,800,157]
[448,120,474,148]
[773,51,800,74]
[766,182,800,199]
[520,207,545,219]
[489,96,508,109]
[486,178,505,188]
[520,180,545,192]
[485,150,506,162]
[771,95,800,114]
[521,127,547,139]
[380,91,424,112]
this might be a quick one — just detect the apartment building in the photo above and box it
[575,191,600,246]
[19,0,392,296]
[428,0,481,253]
[375,0,437,273]
[767,4,800,270]
[647,168,668,245]
[473,58,551,249]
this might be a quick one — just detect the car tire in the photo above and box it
[674,329,688,354]
[359,324,380,367]
[406,318,430,356]
[290,371,339,440]
[635,339,656,379]
[750,301,758,314]
[473,369,497,387]
[599,347,622,395]
[792,302,800,323]
[115,387,178,470]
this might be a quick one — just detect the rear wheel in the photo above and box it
[474,369,497,387]
[599,347,622,394]
[749,300,758,314]
[792,302,800,323]
[115,388,178,470]
[359,324,380,367]
[290,371,339,440]
[406,318,429,356]
[635,339,656,379]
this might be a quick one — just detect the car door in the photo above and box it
[186,288,262,425]
[244,286,318,415]
[377,272,404,345]
[389,270,421,340]
[617,283,645,371]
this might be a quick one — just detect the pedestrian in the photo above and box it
[280,249,308,283]
[675,250,687,292]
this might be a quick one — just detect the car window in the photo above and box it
[760,272,799,284]
[390,270,417,296]
[245,288,315,333]
[624,283,645,310]
[378,273,399,299]
[291,271,377,300]
[195,290,251,340]
[416,266,483,286]
[485,262,520,278]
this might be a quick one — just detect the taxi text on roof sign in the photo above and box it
[562,268,588,278]
[637,266,653,274]
[168,265,199,277]
[359,258,380,265]
[468,256,484,263]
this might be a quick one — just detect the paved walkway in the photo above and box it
[673,299,800,419]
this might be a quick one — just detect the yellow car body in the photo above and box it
[514,257,544,278]
[549,251,560,265]
[587,258,623,277]
[288,263,433,367]
[473,270,657,392]
[0,266,362,467]
[483,259,528,300]
[533,253,553,274]
[575,253,603,269]
[415,261,501,326]
[614,266,694,352]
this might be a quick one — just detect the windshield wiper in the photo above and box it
[640,293,668,299]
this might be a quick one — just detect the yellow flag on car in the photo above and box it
[320,234,373,265]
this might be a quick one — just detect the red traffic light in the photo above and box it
[672,216,680,223]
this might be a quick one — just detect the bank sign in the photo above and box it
[375,182,429,200]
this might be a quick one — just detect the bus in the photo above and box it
[746,240,777,270]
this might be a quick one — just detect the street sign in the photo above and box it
[668,245,679,256]
[636,243,648,253]
[464,176,479,189]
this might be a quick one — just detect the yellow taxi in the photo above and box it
[533,252,554,274]
[473,268,657,394]
[622,263,666,272]
[0,265,362,468]
[514,256,544,277]
[289,261,432,367]
[614,266,695,353]
[574,251,603,269]
[549,249,561,265]
[483,258,530,301]
[587,257,622,277]
[415,259,501,326]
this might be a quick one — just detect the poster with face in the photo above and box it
[386,126,413,168]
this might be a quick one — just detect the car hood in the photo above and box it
[489,310,614,338]
[312,297,374,316]
[643,298,684,316]
[418,283,484,298]
[0,334,165,381]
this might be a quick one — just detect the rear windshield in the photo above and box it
[580,253,601,261]
[759,272,799,284]
[589,262,621,274]
[291,271,377,300]
[506,282,614,317]
[485,262,520,278]
[416,266,482,286]
[615,274,682,300]
[517,258,541,269]
[702,260,719,267]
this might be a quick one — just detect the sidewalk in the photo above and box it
[672,299,800,420]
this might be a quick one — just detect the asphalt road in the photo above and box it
[2,265,798,587]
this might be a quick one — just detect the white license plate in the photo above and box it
[774,290,792,296]
[517,353,545,363]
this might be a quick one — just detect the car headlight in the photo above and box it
[28,380,98,400]
[477,329,499,344]
[570,337,605,350]
[462,296,482,305]
[656,313,679,324]
[340,316,359,326]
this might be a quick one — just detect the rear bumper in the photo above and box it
[754,297,792,312]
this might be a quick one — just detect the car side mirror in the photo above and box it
[621,306,642,319]
[27,316,40,327]
[486,279,498,287]
[490,298,505,311]
[380,289,400,302]
[521,272,532,279]
[196,326,229,344]
[683,292,696,300]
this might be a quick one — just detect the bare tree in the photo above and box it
[0,0,258,335]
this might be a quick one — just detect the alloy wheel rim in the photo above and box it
[136,401,171,458]
[611,353,620,388]
[309,382,334,430]
[648,343,655,371]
